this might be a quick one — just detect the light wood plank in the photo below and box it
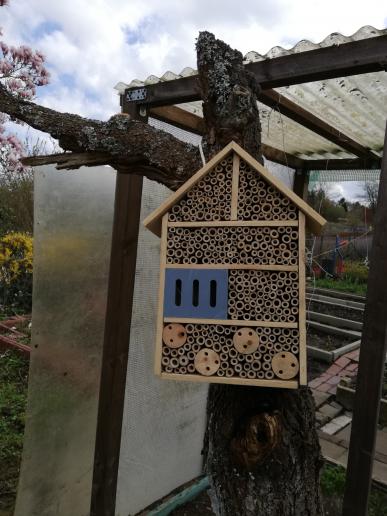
[168,220,299,228]
[164,317,298,328]
[154,214,168,375]
[230,142,326,235]
[231,152,240,220]
[298,212,307,385]
[143,142,235,236]
[165,263,298,271]
[160,372,298,389]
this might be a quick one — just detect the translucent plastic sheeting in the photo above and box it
[116,25,387,160]
[15,166,208,516]
[115,178,208,516]
[15,165,116,516]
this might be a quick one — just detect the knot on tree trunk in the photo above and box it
[230,411,281,470]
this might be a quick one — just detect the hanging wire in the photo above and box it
[199,142,206,166]
[265,94,292,186]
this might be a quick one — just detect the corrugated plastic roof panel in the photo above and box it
[115,26,387,161]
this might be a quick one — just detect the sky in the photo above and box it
[1,0,386,200]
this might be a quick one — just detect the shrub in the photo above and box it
[0,232,33,313]
[343,260,369,285]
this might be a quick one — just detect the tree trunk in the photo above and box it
[197,32,323,516]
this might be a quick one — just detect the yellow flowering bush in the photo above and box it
[0,232,33,312]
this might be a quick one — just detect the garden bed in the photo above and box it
[307,299,364,323]
[306,326,360,364]
[307,328,355,352]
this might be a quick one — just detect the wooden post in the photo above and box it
[293,168,309,200]
[90,103,147,516]
[342,123,387,516]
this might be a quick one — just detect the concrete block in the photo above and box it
[320,403,342,419]
[312,390,332,409]
[320,439,346,460]
[315,412,330,427]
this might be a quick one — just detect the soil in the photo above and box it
[308,300,364,323]
[307,328,355,351]
[307,356,328,382]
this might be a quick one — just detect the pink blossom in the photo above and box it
[0,0,49,173]
[0,41,8,55]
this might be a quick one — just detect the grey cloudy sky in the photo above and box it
[1,0,385,201]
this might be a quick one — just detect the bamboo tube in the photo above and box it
[170,358,179,369]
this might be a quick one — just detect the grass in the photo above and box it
[314,277,367,296]
[0,349,29,512]
[321,464,387,516]
[313,259,369,296]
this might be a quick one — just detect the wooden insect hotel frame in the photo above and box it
[144,141,326,389]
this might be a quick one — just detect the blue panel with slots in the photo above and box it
[164,268,228,319]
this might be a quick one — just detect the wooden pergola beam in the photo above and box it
[130,91,375,162]
[122,35,387,162]
[125,35,387,107]
[303,157,382,170]
[259,90,378,161]
[149,106,305,169]
[149,105,381,171]
[246,34,387,89]
[343,122,387,515]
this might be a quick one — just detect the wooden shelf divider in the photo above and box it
[165,263,298,271]
[164,317,298,328]
[167,220,299,228]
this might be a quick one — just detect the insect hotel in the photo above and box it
[144,142,326,389]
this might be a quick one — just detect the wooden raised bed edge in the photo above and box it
[307,340,360,364]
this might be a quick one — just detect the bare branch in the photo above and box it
[0,84,202,190]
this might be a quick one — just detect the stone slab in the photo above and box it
[376,430,387,454]
[321,415,351,436]
[320,439,346,461]
[335,423,352,443]
[372,460,387,484]
[312,390,332,409]
[319,403,342,419]
[315,412,330,427]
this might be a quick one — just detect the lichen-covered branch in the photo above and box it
[0,84,201,190]
[196,31,262,161]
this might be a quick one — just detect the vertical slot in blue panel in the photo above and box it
[164,269,228,319]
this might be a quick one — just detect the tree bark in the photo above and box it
[197,32,323,516]
[0,84,201,190]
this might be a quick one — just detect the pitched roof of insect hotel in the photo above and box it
[144,142,326,237]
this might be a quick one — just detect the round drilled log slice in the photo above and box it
[162,323,187,348]
[233,327,259,354]
[195,348,221,376]
[272,352,299,380]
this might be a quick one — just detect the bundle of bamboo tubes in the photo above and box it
[168,156,233,222]
[228,270,299,322]
[237,159,297,221]
[166,225,298,265]
[161,323,299,379]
